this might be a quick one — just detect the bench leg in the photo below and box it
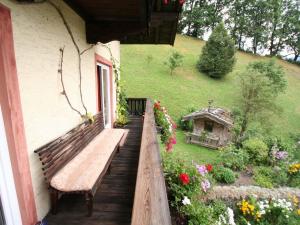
[51,190,58,214]
[85,193,93,217]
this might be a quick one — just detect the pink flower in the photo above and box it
[201,179,211,192]
[169,137,177,144]
[196,165,208,176]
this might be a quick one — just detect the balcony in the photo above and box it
[45,98,171,225]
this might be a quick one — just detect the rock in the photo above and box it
[202,185,300,202]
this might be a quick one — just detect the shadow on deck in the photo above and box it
[45,116,143,225]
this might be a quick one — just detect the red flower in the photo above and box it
[179,173,190,185]
[206,164,213,172]
[154,101,161,110]
[169,137,177,144]
[166,142,173,152]
[179,0,185,5]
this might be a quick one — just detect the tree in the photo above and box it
[267,0,286,56]
[198,23,236,78]
[246,0,270,54]
[165,50,184,75]
[178,0,230,38]
[284,0,300,61]
[226,0,250,50]
[235,60,287,141]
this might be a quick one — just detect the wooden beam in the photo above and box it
[131,99,172,225]
[86,21,147,43]
[63,0,89,20]
[151,12,179,22]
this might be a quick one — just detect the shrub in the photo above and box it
[253,167,274,188]
[115,88,129,126]
[242,138,269,165]
[181,200,227,225]
[163,153,202,210]
[212,166,236,184]
[253,166,288,188]
[177,106,197,131]
[181,201,215,225]
[221,145,249,171]
[165,50,183,75]
[236,197,298,225]
[198,22,236,78]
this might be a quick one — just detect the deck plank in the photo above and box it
[45,116,143,225]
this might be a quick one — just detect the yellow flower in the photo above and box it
[255,212,262,221]
[239,200,255,215]
[289,163,300,174]
[297,209,300,216]
[293,196,299,206]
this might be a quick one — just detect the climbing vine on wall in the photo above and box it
[23,0,127,124]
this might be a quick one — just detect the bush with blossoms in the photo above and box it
[162,153,214,214]
[153,100,177,151]
[234,196,300,225]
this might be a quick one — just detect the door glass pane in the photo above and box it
[102,68,110,127]
[0,198,5,225]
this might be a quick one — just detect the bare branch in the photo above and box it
[58,47,83,117]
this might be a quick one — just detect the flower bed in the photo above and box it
[153,100,177,151]
[162,153,215,224]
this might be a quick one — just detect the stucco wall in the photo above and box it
[0,0,120,220]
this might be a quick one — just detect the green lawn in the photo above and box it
[121,34,300,164]
[170,130,221,164]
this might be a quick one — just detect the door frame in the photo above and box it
[0,107,22,225]
[97,63,112,128]
[95,54,114,128]
[0,4,37,225]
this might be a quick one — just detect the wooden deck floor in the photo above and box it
[45,116,143,225]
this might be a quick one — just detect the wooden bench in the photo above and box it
[34,113,126,216]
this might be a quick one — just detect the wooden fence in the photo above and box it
[131,99,172,225]
[126,98,147,116]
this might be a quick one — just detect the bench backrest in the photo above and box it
[34,113,104,184]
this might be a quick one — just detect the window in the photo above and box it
[204,120,214,133]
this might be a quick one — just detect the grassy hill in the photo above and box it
[121,35,300,163]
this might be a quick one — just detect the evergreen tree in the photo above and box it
[198,23,236,78]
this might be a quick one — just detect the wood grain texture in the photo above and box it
[0,4,37,225]
[45,116,143,225]
[131,100,172,225]
[34,113,104,183]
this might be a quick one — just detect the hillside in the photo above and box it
[121,34,300,142]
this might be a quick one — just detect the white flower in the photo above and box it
[227,207,236,225]
[182,196,191,205]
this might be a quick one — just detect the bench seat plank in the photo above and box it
[50,128,125,192]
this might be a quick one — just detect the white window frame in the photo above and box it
[0,106,22,225]
[97,63,112,128]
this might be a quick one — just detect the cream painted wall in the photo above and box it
[0,0,120,220]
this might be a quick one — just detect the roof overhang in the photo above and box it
[63,0,182,45]
[183,113,233,128]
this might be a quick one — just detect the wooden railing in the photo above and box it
[126,98,147,116]
[131,99,172,225]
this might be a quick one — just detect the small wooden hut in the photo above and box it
[182,107,233,149]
